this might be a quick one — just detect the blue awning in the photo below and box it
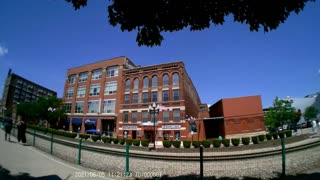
[72,118,82,124]
[84,118,97,125]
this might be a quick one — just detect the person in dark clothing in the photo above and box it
[4,118,13,141]
[19,121,27,143]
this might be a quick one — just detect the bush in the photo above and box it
[172,141,181,148]
[163,140,172,148]
[285,130,292,137]
[112,138,119,144]
[266,133,273,140]
[91,135,100,142]
[102,137,112,144]
[183,141,191,148]
[192,141,201,148]
[241,137,250,145]
[119,139,125,145]
[126,139,133,145]
[132,139,140,146]
[231,138,240,146]
[258,134,265,142]
[272,133,279,140]
[222,139,230,147]
[278,131,285,139]
[212,139,221,148]
[202,140,211,148]
[80,134,90,140]
[251,136,259,144]
[141,139,149,147]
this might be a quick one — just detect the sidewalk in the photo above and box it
[0,129,123,180]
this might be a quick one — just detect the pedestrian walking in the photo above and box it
[4,118,13,141]
[312,120,317,133]
[17,121,22,143]
[20,120,27,144]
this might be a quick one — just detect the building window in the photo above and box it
[163,111,169,122]
[133,78,139,89]
[103,99,115,113]
[173,108,180,122]
[143,77,149,88]
[142,110,148,122]
[92,69,102,80]
[173,73,179,86]
[142,92,148,103]
[77,86,86,98]
[89,84,100,96]
[105,81,117,95]
[131,111,137,123]
[79,72,88,82]
[88,101,99,113]
[125,79,131,90]
[162,74,169,86]
[66,88,74,98]
[152,91,158,102]
[152,75,158,87]
[64,102,72,113]
[162,90,169,101]
[68,75,76,84]
[124,94,130,104]
[75,102,84,113]
[173,89,179,101]
[132,93,138,104]
[123,111,129,123]
[106,66,119,77]
[200,106,206,112]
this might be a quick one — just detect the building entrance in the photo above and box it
[144,131,154,143]
[101,119,115,137]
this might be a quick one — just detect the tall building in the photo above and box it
[1,69,57,120]
[63,56,208,143]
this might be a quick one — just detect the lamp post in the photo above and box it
[47,107,56,132]
[149,102,160,150]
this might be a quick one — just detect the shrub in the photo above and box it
[112,138,119,144]
[172,141,181,148]
[212,139,221,148]
[126,139,133,145]
[163,140,172,148]
[258,134,265,142]
[272,133,279,140]
[231,138,240,146]
[119,139,125,145]
[183,140,191,148]
[141,139,149,147]
[251,136,259,144]
[202,140,211,148]
[80,134,90,140]
[266,133,273,140]
[102,137,112,144]
[241,137,250,145]
[91,135,100,142]
[222,139,230,147]
[278,131,285,139]
[285,130,292,137]
[192,141,201,148]
[132,139,140,146]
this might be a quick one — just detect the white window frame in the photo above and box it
[77,86,86,98]
[87,100,99,113]
[66,88,74,98]
[104,81,117,95]
[79,72,88,82]
[103,99,116,114]
[68,75,76,84]
[106,66,119,77]
[89,84,100,96]
[92,69,102,80]
[75,101,84,113]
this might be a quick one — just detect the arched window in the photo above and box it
[162,74,169,86]
[125,79,131,90]
[173,73,179,86]
[133,78,139,89]
[152,75,158,87]
[143,76,149,88]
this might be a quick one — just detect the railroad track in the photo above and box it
[25,129,320,162]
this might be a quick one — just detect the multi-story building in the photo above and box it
[63,57,208,143]
[1,69,57,120]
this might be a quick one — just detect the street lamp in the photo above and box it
[148,102,160,150]
[47,107,56,130]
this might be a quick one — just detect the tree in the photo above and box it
[303,106,319,121]
[66,0,316,47]
[264,97,297,130]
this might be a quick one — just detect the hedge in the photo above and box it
[202,140,211,148]
[278,131,285,139]
[80,134,90,140]
[91,135,100,142]
[102,137,112,144]
[285,130,292,137]
[241,137,250,145]
[212,139,221,148]
[231,138,240,146]
[141,139,149,147]
[192,141,201,148]
[266,133,273,140]
[222,139,230,147]
[126,139,133,145]
[251,136,259,144]
[272,133,279,140]
[258,134,265,142]
[112,138,119,144]
[119,139,125,145]
[183,141,191,148]
[172,141,181,148]
[132,139,140,146]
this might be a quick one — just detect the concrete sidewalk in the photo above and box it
[0,129,123,180]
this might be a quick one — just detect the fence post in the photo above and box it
[33,129,36,146]
[126,142,130,176]
[281,137,286,177]
[200,145,204,180]
[78,138,82,165]
[50,132,53,155]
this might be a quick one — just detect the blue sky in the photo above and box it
[0,0,319,108]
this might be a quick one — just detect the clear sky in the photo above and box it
[0,0,319,108]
